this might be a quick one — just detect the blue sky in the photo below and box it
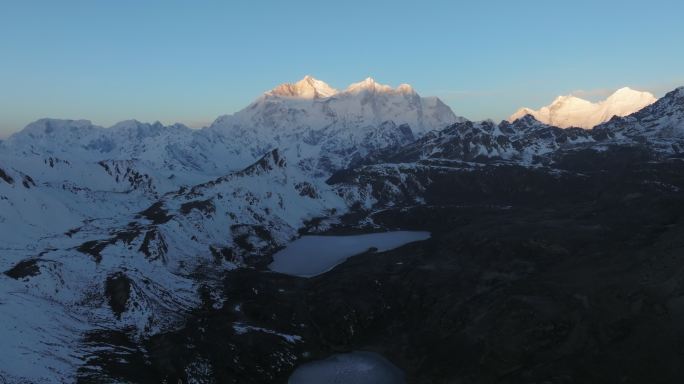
[1,0,683,137]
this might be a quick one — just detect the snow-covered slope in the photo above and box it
[510,87,657,129]
[0,149,346,382]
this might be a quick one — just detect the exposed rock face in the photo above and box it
[0,166,13,184]
[4,259,41,279]
[105,272,131,319]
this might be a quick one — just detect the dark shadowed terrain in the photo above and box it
[78,147,684,383]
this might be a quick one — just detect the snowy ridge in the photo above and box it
[355,115,596,167]
[510,87,657,129]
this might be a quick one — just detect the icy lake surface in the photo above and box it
[288,351,405,384]
[269,231,430,277]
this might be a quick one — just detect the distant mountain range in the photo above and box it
[1,78,683,383]
[509,87,657,128]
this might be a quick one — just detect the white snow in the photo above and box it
[509,87,657,129]
[268,231,431,277]
[0,290,91,382]
[267,75,339,99]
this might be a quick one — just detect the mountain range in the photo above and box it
[1,78,683,383]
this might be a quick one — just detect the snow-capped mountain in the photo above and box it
[594,86,684,151]
[208,76,464,173]
[267,74,339,98]
[510,87,657,129]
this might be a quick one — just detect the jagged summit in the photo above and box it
[265,76,421,99]
[266,75,338,99]
[344,77,393,94]
[657,86,684,102]
[510,87,657,129]
[343,77,420,95]
[506,113,548,130]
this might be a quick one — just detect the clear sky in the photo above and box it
[1,0,683,137]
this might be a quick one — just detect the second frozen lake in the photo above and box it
[288,351,405,384]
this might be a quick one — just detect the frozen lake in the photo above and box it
[269,231,430,277]
[288,351,405,384]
